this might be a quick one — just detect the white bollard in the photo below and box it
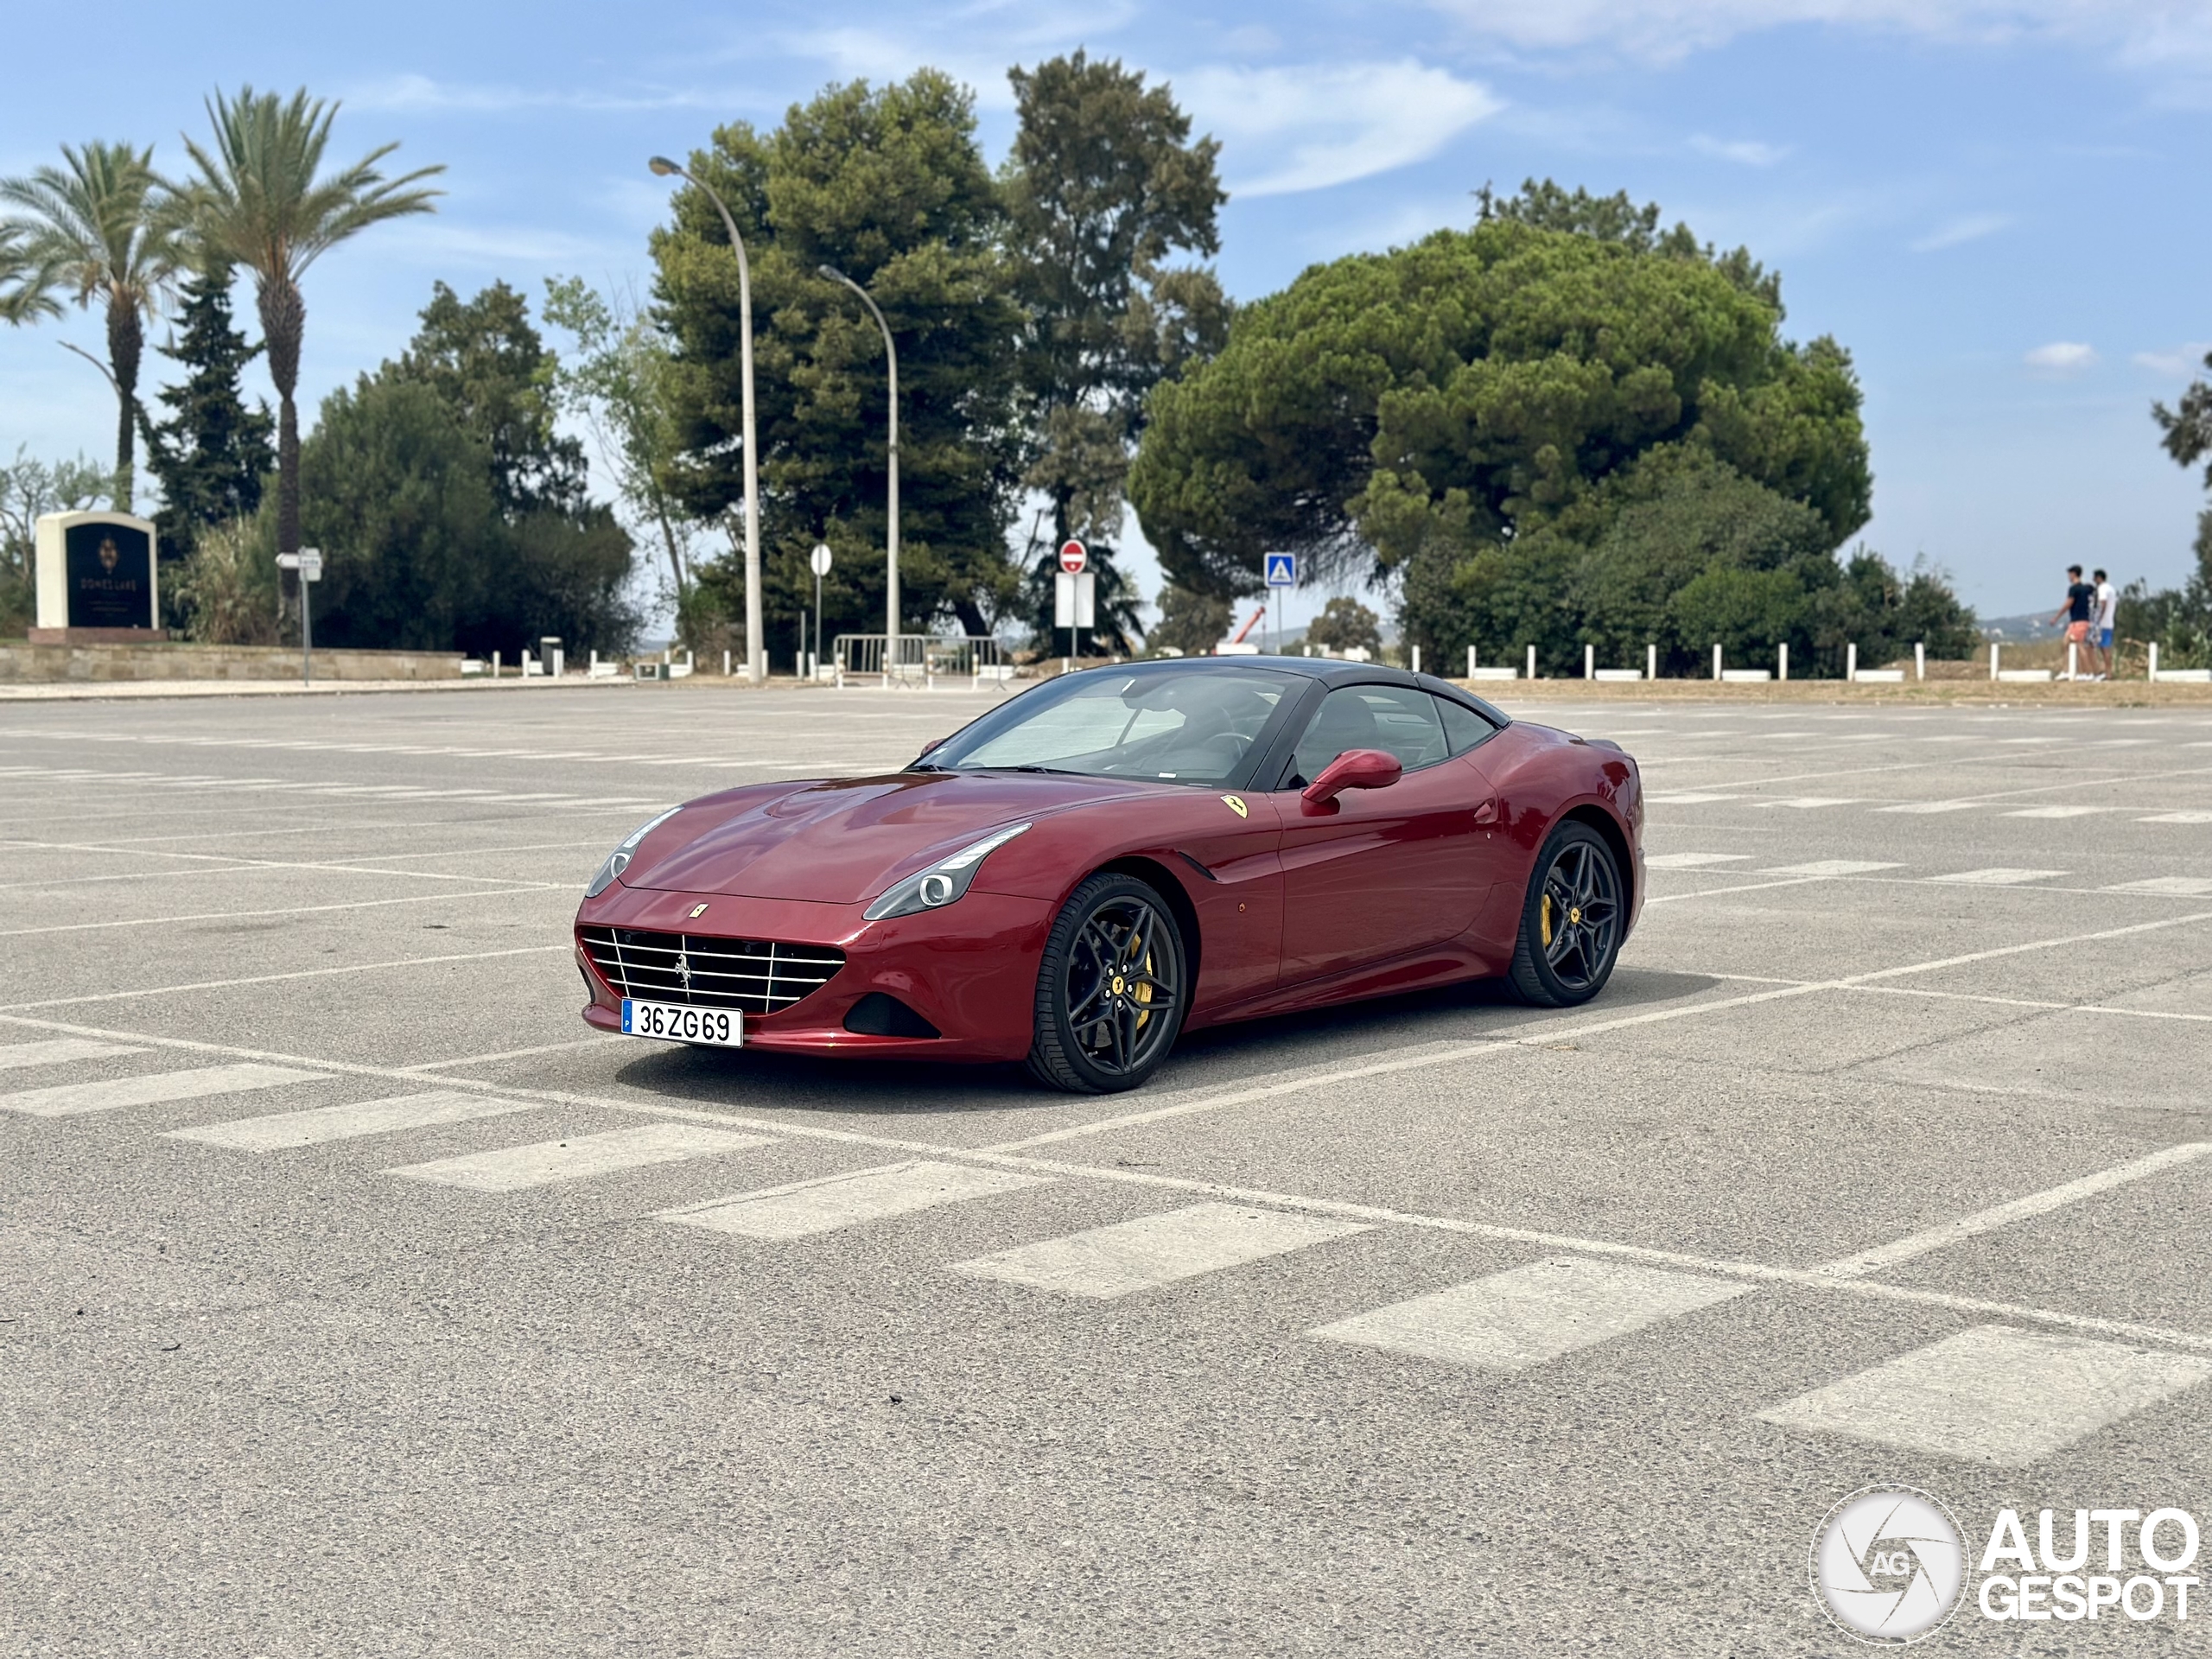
[1467,645,1477,678]
[1915,641,1925,682]
[2067,640,2078,680]
[1844,643,1854,683]
[2149,642,2160,683]
[1526,645,1537,681]
[1584,644,1594,680]
[1990,641,2000,681]
[491,650,500,678]
[1647,643,1656,682]
[1713,643,1724,681]
[1411,645,1421,674]
[1779,642,1789,682]
[723,649,732,677]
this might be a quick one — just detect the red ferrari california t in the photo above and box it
[575,657,1643,1092]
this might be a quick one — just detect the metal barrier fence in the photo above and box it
[833,633,1013,690]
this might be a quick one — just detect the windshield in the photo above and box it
[925,666,1298,784]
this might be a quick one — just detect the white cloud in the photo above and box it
[1910,211,2012,251]
[346,73,741,115]
[2024,340,2097,372]
[1181,60,1503,196]
[1689,134,1789,166]
[2133,343,2212,376]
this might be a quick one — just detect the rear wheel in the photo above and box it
[1508,822,1624,1007]
[1027,873,1188,1094]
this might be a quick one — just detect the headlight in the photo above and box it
[585,806,682,898]
[863,823,1031,921]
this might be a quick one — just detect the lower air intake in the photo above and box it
[579,926,844,1016]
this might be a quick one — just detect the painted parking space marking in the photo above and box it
[389,1123,774,1192]
[1928,868,2069,887]
[950,1202,1370,1300]
[0,1037,145,1071]
[1763,860,1904,876]
[0,1062,323,1118]
[1756,1325,2212,1466]
[1874,801,1984,814]
[2005,805,2110,818]
[1309,1256,1751,1372]
[2106,876,2212,895]
[1644,853,1751,868]
[168,1090,543,1151]
[1758,797,1859,810]
[665,1160,1051,1240]
[2143,811,2212,823]
[1646,792,1742,804]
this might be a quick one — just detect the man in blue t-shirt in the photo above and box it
[2050,565,2095,679]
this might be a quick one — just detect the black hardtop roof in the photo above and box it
[1075,654,1510,724]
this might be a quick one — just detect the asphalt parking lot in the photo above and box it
[3,681,2210,1656]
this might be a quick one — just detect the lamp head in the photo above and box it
[817,264,848,283]
[648,156,682,178]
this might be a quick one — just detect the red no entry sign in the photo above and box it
[1058,539,1087,575]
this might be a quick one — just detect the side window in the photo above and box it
[1287,685,1450,784]
[1434,695,1496,756]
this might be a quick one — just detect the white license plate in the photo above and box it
[620,1000,742,1046]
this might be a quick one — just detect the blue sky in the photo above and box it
[4,0,2209,632]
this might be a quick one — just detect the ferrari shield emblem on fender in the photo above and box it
[1220,795,1248,819]
[688,902,709,918]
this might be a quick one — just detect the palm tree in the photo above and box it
[1,143,179,505]
[178,86,442,554]
[0,224,60,325]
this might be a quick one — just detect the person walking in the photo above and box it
[2050,564,2095,679]
[2092,568,2118,680]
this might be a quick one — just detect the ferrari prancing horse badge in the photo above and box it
[1220,795,1248,819]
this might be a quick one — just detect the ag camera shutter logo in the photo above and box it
[1811,1487,1967,1643]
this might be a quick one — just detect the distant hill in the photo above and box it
[1979,612,2065,642]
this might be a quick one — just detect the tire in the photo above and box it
[1507,821,1625,1007]
[1027,872,1190,1094]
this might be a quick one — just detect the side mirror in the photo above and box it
[919,737,947,759]
[1301,747,1402,812]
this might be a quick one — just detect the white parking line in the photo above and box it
[169,1090,544,1151]
[0,1063,322,1118]
[1309,1256,1752,1372]
[664,1160,1052,1239]
[950,1202,1370,1299]
[0,944,570,1013]
[2005,805,2110,818]
[1928,868,2069,886]
[1644,853,1749,869]
[2105,876,2212,895]
[390,1123,773,1191]
[0,1037,145,1071]
[1762,861,1904,877]
[1756,1325,2212,1466]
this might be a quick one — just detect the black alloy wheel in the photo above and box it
[1508,822,1624,1007]
[1028,872,1188,1093]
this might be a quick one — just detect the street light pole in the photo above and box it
[652,156,763,684]
[818,265,899,652]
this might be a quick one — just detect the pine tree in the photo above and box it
[143,263,275,562]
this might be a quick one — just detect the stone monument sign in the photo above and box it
[30,512,165,644]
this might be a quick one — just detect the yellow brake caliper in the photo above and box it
[1541,893,1554,948]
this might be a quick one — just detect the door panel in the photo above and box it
[1272,685,1504,985]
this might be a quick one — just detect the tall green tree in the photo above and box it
[1004,51,1230,650]
[294,283,639,658]
[2129,350,2212,665]
[543,275,697,601]
[1130,182,1885,671]
[142,262,275,566]
[177,86,442,556]
[395,280,584,515]
[653,71,1023,648]
[0,142,181,504]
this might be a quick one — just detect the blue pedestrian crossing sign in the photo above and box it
[1263,552,1297,588]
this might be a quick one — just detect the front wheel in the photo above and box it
[1028,873,1188,1094]
[1507,822,1624,1007]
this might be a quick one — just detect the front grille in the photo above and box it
[579,926,845,1015]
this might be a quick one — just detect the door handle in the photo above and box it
[1473,798,1498,825]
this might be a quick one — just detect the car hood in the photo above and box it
[622,769,1161,904]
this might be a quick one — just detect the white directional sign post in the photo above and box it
[1054,539,1094,673]
[277,549,322,685]
[810,543,832,677]
[1263,552,1296,655]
